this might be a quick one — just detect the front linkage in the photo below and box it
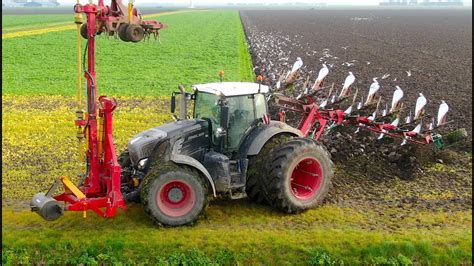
[31,0,166,221]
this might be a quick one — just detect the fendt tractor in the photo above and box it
[31,0,463,226]
[30,0,332,226]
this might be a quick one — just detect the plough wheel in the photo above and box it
[125,24,145,43]
[118,23,130,42]
[80,23,102,39]
[262,137,333,213]
[141,163,209,226]
[80,23,88,39]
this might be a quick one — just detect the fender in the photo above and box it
[239,120,303,157]
[170,139,217,196]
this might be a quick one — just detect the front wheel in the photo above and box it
[141,163,209,226]
[262,138,333,213]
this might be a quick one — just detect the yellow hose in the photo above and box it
[75,4,82,108]
[128,0,133,23]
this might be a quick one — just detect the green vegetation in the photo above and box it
[2,11,471,265]
[2,14,72,29]
[2,96,172,200]
[2,203,472,265]
[2,11,254,96]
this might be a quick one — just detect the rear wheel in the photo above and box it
[262,138,333,213]
[141,163,209,226]
[246,134,291,204]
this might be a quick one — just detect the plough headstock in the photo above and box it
[268,59,465,150]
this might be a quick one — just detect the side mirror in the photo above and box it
[170,94,176,114]
[221,106,230,129]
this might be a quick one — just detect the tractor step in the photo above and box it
[229,187,247,199]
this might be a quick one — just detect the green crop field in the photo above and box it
[2,14,72,29]
[2,10,472,265]
[2,11,253,95]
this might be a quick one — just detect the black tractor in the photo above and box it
[119,82,333,226]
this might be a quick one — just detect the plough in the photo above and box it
[271,58,466,150]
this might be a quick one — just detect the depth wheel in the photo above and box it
[80,23,88,39]
[125,24,144,43]
[262,137,333,213]
[118,23,130,42]
[141,163,209,226]
[80,23,102,39]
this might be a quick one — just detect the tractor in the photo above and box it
[119,82,333,225]
[30,0,332,226]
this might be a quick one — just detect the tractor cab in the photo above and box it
[172,82,270,153]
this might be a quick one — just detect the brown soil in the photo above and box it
[240,8,472,212]
[241,9,472,137]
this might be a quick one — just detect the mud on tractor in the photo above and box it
[31,0,465,226]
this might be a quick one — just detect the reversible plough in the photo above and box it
[270,58,465,149]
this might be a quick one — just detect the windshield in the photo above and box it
[194,91,268,152]
[194,92,220,124]
[194,92,221,145]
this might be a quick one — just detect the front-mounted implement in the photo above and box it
[31,0,166,221]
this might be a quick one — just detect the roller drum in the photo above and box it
[30,193,63,221]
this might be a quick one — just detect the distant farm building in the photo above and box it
[380,0,463,5]
[380,0,409,5]
[420,0,463,6]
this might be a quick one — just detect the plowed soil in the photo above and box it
[241,9,472,136]
[240,9,472,212]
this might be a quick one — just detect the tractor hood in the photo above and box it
[127,119,208,165]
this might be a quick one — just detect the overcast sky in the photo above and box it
[58,0,472,5]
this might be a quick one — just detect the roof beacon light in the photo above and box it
[219,70,225,82]
[257,75,263,93]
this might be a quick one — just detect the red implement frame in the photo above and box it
[275,95,435,146]
[78,0,166,36]
[53,4,128,218]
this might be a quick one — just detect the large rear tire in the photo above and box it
[141,163,209,226]
[246,134,291,204]
[262,137,333,213]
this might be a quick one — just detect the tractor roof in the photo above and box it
[192,82,270,96]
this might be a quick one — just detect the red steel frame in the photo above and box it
[79,0,165,35]
[54,4,126,217]
[276,95,435,146]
